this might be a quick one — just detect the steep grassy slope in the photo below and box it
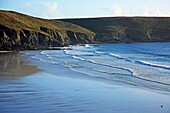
[1,10,170,51]
[0,10,95,50]
[61,17,170,43]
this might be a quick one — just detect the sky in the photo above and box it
[0,0,170,19]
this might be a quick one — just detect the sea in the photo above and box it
[28,42,170,91]
[0,42,170,113]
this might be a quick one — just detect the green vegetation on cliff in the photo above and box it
[61,17,170,43]
[1,10,170,51]
[0,10,95,50]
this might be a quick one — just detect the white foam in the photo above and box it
[40,51,46,55]
[109,53,121,58]
[63,50,70,55]
[72,56,85,61]
[95,51,105,54]
[85,44,91,48]
[137,60,170,69]
[31,56,38,59]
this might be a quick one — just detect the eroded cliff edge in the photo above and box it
[0,10,95,50]
[61,17,170,43]
[1,10,170,51]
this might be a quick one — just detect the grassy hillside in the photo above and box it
[61,17,170,43]
[1,10,170,51]
[0,10,94,37]
[0,10,95,50]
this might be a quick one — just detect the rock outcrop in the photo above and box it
[61,17,170,43]
[0,10,95,50]
[1,10,170,51]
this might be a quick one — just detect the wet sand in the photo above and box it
[0,52,40,78]
[0,52,170,113]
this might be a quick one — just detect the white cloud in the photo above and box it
[110,4,170,17]
[155,8,162,15]
[150,8,170,17]
[142,5,149,16]
[112,4,122,15]
[141,6,170,17]
[39,2,63,19]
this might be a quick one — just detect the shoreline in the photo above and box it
[1,42,170,52]
[0,51,15,53]
[0,49,170,113]
[26,50,170,94]
[0,52,40,78]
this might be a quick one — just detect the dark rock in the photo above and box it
[61,17,170,43]
[0,25,94,50]
[0,10,95,51]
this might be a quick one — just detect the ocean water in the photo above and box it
[28,42,170,91]
[1,42,170,113]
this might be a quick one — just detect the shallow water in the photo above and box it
[0,42,170,113]
[27,42,170,91]
[1,71,170,113]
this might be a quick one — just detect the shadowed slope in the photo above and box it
[0,10,95,50]
[61,17,170,43]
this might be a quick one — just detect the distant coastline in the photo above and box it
[0,10,170,51]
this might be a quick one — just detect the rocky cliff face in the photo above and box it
[1,10,170,51]
[0,25,94,50]
[61,17,170,43]
[0,11,95,51]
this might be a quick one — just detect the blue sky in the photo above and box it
[0,0,170,18]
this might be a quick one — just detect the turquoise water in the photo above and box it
[28,42,170,91]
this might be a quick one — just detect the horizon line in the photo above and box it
[1,9,170,20]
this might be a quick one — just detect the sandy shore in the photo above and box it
[0,52,40,78]
[0,52,170,113]
[0,51,14,53]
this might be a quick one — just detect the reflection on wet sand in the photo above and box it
[0,52,40,79]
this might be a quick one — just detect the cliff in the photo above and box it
[1,10,170,51]
[60,17,170,43]
[0,10,95,50]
